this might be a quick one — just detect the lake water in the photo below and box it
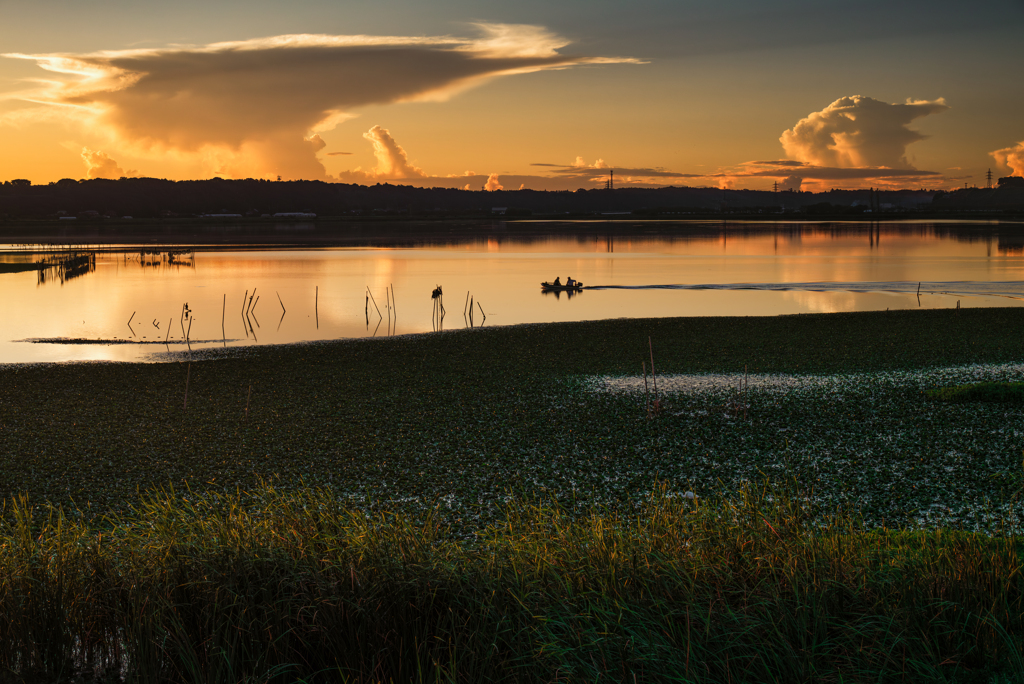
[3,220,1024,363]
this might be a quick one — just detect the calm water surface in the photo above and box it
[3,221,1024,362]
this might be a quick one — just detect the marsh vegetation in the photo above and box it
[2,308,1024,681]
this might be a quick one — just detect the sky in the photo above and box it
[1,0,1022,191]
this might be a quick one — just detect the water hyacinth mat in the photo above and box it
[1,307,1024,532]
[593,364,1024,531]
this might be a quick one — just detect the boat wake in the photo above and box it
[585,281,1024,299]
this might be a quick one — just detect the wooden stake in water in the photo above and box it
[222,294,226,338]
[315,286,318,329]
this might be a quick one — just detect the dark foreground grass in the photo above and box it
[3,307,1024,682]
[927,382,1024,404]
[2,483,1023,684]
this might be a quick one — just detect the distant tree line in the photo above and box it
[0,176,1019,220]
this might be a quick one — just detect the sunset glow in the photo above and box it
[1,1,1022,189]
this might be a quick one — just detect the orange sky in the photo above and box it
[1,0,1022,190]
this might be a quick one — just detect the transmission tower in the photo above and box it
[987,168,993,188]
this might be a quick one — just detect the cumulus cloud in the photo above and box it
[780,95,949,168]
[781,175,803,191]
[5,25,638,180]
[362,125,424,178]
[81,147,134,179]
[992,141,1024,177]
[485,173,503,191]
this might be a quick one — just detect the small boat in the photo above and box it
[541,281,584,292]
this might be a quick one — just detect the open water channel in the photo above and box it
[2,219,1024,362]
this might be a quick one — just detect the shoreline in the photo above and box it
[0,215,1022,248]
[7,307,1024,368]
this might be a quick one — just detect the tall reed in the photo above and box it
[0,482,1021,683]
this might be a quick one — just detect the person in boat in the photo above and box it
[565,276,576,288]
[552,277,561,286]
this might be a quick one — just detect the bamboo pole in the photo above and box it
[367,287,381,318]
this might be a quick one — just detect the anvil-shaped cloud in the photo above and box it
[781,95,948,169]
[4,24,637,180]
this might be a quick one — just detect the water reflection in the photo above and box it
[0,220,1023,363]
[0,252,99,284]
[542,288,582,300]
[37,253,96,285]
[136,250,195,268]
[30,250,195,286]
